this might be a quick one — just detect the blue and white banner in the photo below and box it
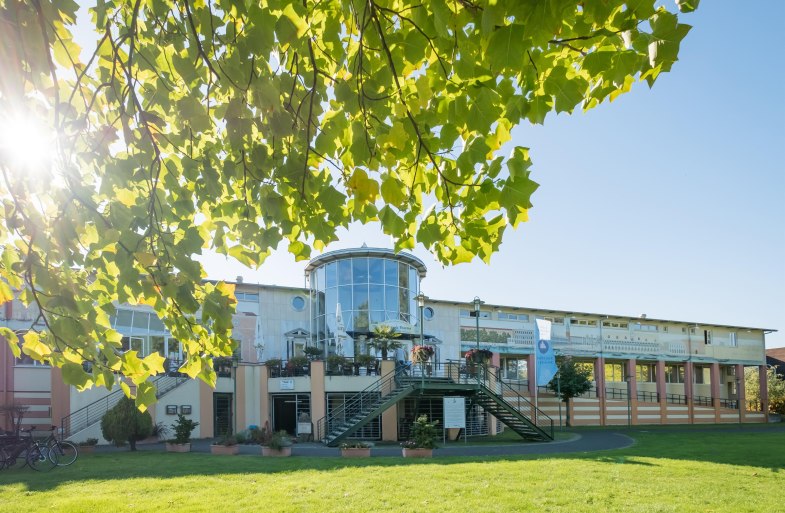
[535,319,558,387]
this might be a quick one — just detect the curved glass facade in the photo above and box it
[307,249,425,353]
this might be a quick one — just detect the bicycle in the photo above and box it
[0,426,58,471]
[42,426,78,466]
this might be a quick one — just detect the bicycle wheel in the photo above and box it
[50,441,78,466]
[27,445,57,471]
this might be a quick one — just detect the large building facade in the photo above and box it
[0,247,774,443]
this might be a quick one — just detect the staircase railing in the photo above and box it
[487,366,554,440]
[315,369,404,442]
[60,373,189,439]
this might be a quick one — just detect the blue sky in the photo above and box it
[200,3,785,348]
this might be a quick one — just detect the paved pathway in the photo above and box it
[102,423,784,458]
[109,430,634,458]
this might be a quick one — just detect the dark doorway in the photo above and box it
[272,395,297,434]
[213,393,233,436]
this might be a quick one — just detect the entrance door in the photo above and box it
[272,395,298,435]
[214,393,233,436]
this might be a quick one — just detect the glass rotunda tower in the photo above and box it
[304,247,427,356]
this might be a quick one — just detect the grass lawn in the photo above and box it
[1,429,782,513]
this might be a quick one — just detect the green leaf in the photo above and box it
[0,328,20,358]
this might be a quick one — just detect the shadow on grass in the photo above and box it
[1,427,782,492]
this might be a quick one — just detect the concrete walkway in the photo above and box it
[99,423,784,458]
[103,430,634,458]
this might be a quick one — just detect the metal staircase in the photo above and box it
[316,364,554,446]
[60,373,189,439]
[475,367,553,441]
[316,370,415,446]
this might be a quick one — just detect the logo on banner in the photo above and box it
[538,340,550,355]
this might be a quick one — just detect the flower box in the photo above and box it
[402,448,432,458]
[78,445,96,454]
[210,444,239,455]
[166,442,191,453]
[340,447,371,458]
[261,446,292,457]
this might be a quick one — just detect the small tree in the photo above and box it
[547,357,593,427]
[745,366,785,415]
[367,325,402,360]
[403,415,439,449]
[100,397,153,451]
[171,414,199,444]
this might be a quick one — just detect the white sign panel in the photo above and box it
[297,422,312,435]
[280,379,294,390]
[443,397,466,429]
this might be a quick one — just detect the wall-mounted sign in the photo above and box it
[180,405,192,415]
[165,405,177,415]
[280,379,294,390]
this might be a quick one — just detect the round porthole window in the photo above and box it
[423,307,434,320]
[291,296,306,311]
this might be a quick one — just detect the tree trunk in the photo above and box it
[382,347,388,360]
[565,398,571,427]
[129,438,137,451]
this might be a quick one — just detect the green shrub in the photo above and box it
[402,415,439,449]
[100,397,153,451]
[267,430,292,451]
[170,414,199,444]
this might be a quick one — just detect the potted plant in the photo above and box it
[151,421,170,442]
[326,354,347,374]
[401,415,438,458]
[211,433,239,455]
[166,414,199,453]
[286,356,310,376]
[78,437,99,454]
[340,441,371,458]
[355,354,376,375]
[464,348,493,377]
[265,358,283,377]
[303,346,323,361]
[411,345,435,364]
[261,430,293,457]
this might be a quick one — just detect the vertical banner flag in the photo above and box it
[535,319,558,386]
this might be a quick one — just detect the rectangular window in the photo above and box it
[729,332,737,347]
[463,310,490,319]
[131,311,149,330]
[694,366,711,385]
[572,319,597,326]
[634,323,658,332]
[602,321,629,329]
[576,362,595,381]
[542,316,564,325]
[636,364,657,383]
[498,312,529,322]
[121,336,145,354]
[236,292,259,302]
[704,329,712,345]
[604,363,625,383]
[666,365,685,384]
[682,327,697,334]
[502,358,528,381]
[115,309,133,327]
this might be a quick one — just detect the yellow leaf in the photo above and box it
[22,331,51,359]
[0,280,14,303]
[134,252,157,267]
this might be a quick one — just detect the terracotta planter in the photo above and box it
[402,448,432,458]
[166,442,191,453]
[211,444,239,455]
[261,446,292,457]
[340,448,371,458]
